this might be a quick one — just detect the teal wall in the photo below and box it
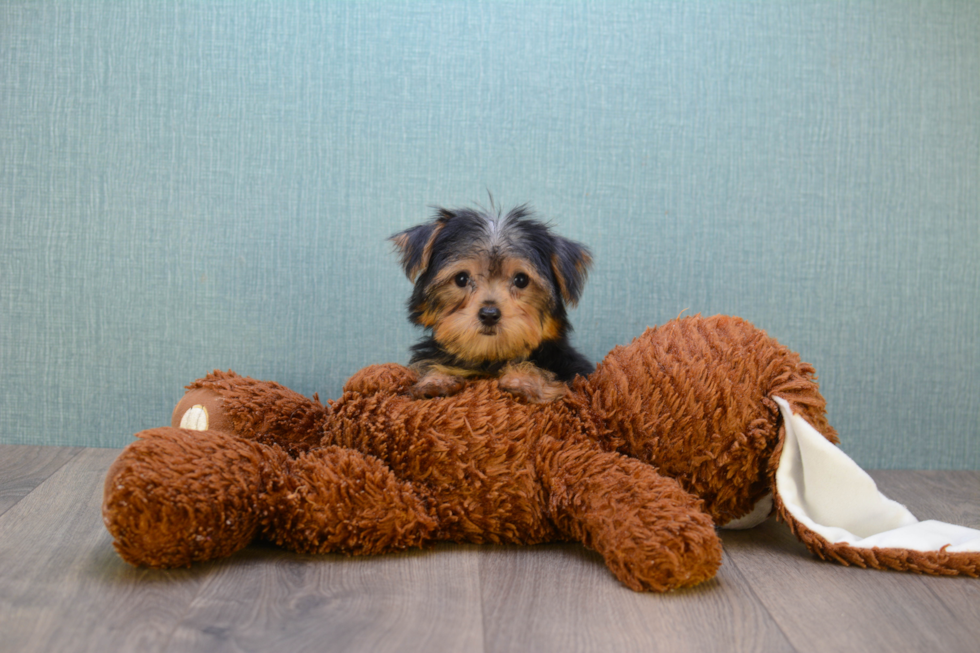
[1,1,977,468]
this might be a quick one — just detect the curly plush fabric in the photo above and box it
[102,315,979,591]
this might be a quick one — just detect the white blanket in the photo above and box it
[773,396,980,553]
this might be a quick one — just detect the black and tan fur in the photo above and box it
[390,204,593,402]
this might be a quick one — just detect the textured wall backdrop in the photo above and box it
[1,1,977,468]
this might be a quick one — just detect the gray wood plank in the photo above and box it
[868,471,980,643]
[0,448,207,653]
[0,444,83,515]
[868,470,980,525]
[479,542,795,653]
[2,448,976,653]
[722,470,980,653]
[163,543,485,653]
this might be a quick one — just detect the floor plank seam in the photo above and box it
[722,536,803,653]
[919,571,977,623]
[151,556,219,652]
[0,446,86,519]
[476,546,490,653]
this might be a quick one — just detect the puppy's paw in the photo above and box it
[409,371,466,399]
[498,363,567,403]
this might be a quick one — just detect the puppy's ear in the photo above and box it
[550,237,592,306]
[389,210,452,282]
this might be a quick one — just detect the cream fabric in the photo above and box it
[774,397,980,552]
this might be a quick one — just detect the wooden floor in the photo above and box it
[0,445,977,653]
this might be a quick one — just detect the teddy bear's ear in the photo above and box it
[550,236,592,306]
[389,213,451,282]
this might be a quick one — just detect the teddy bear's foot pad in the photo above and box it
[178,405,209,430]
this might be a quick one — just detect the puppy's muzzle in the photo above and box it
[478,305,502,327]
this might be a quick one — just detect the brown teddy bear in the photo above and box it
[102,315,979,591]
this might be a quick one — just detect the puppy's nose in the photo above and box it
[478,306,502,326]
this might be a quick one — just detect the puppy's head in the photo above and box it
[391,205,591,364]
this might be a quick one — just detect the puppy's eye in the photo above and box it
[513,272,529,289]
[453,272,470,288]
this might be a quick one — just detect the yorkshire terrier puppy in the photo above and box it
[390,204,593,403]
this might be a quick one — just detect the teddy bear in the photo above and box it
[102,315,979,592]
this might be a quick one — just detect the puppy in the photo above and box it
[390,204,593,403]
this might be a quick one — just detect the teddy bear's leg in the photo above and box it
[583,314,837,526]
[265,446,439,556]
[103,427,287,568]
[540,436,722,592]
[171,370,329,453]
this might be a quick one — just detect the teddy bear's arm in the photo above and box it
[265,445,439,556]
[538,435,722,592]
